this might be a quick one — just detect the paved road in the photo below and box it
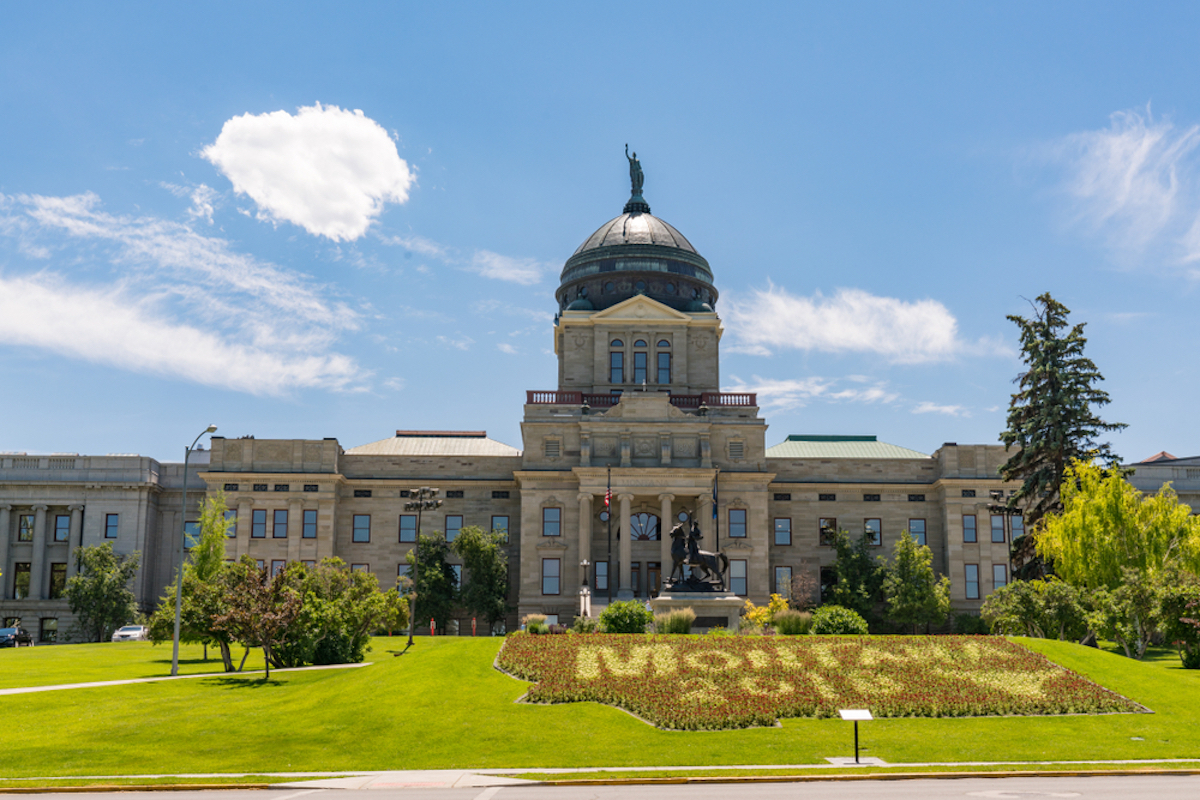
[16,775,1200,800]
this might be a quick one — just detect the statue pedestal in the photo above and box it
[651,591,744,632]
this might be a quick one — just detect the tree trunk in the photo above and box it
[238,647,250,672]
[263,644,271,680]
[219,640,234,672]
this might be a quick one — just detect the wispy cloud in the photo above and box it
[496,342,518,355]
[202,103,413,242]
[726,375,899,412]
[436,334,474,351]
[1051,106,1200,275]
[378,235,549,286]
[913,401,969,417]
[725,284,988,363]
[0,192,365,394]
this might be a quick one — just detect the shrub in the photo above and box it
[773,609,813,635]
[599,600,654,633]
[655,607,696,634]
[743,594,790,627]
[953,612,989,635]
[810,604,869,635]
[522,613,548,635]
[547,624,568,635]
[570,615,599,633]
[706,626,732,637]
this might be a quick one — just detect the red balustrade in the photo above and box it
[527,390,757,408]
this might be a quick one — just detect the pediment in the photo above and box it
[601,393,691,420]
[589,295,692,322]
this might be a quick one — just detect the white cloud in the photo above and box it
[202,103,413,242]
[913,401,968,417]
[436,334,474,351]
[496,342,518,355]
[725,284,967,363]
[0,192,365,395]
[469,250,544,285]
[1053,107,1200,273]
[378,233,449,259]
[726,375,899,412]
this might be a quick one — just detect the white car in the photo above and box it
[111,625,148,642]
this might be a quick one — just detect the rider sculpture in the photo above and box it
[666,517,729,592]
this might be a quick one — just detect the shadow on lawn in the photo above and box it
[206,677,285,689]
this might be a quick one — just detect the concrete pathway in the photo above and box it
[0,662,370,695]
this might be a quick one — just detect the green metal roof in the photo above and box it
[766,435,929,460]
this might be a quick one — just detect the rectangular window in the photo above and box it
[13,563,31,599]
[224,483,239,492]
[774,567,793,599]
[301,559,316,568]
[184,522,200,549]
[492,490,510,499]
[965,564,980,599]
[728,508,747,538]
[451,564,462,588]
[255,559,266,570]
[54,515,70,542]
[908,494,926,502]
[445,515,463,543]
[963,514,977,543]
[1011,515,1025,539]
[730,559,747,596]
[542,507,561,537]
[253,484,267,492]
[657,352,670,384]
[774,518,792,546]
[399,515,417,543]
[491,515,509,542]
[865,518,882,546]
[819,518,837,546]
[274,484,289,493]
[774,493,792,501]
[595,561,608,591]
[273,509,288,539]
[993,563,1008,590]
[818,493,836,502]
[609,351,623,383]
[18,514,34,542]
[225,509,237,538]
[251,509,267,538]
[863,494,881,502]
[820,566,836,603]
[353,515,371,543]
[962,489,976,498]
[991,515,1005,543]
[353,489,372,498]
[39,618,58,644]
[105,513,119,539]
[351,563,369,573]
[633,351,647,383]
[397,563,410,585]
[304,484,318,492]
[542,558,560,595]
[49,563,66,599]
[445,490,464,499]
[302,509,317,539]
[271,559,286,576]
[909,518,926,547]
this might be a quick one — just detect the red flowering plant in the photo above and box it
[496,634,1144,731]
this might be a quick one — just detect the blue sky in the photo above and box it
[2,2,1198,463]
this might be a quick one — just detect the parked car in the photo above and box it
[0,627,34,647]
[111,625,148,642]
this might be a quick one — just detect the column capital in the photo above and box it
[32,504,48,512]
[616,492,635,504]
[69,504,85,513]
[657,492,675,503]
[577,492,594,503]
[0,504,11,512]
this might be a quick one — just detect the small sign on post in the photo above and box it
[838,709,873,764]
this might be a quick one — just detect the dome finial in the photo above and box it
[624,144,650,214]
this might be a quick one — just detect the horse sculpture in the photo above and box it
[667,520,729,591]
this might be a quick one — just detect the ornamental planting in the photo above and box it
[496,634,1144,730]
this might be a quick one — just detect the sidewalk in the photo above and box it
[0,663,370,696]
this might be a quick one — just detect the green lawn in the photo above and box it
[0,641,265,689]
[0,636,1197,778]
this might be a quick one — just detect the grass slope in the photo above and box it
[0,641,264,689]
[0,636,1197,777]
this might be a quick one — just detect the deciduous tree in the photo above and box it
[405,534,457,634]
[882,531,950,634]
[452,525,509,632]
[66,543,140,643]
[212,558,301,679]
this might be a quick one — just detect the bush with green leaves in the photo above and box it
[570,615,600,633]
[1158,574,1200,669]
[522,613,548,634]
[809,604,869,635]
[655,607,696,634]
[980,578,1088,641]
[953,612,990,635]
[773,609,813,635]
[598,600,654,633]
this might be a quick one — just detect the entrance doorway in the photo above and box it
[648,562,661,597]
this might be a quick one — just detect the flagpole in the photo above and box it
[713,468,720,552]
[606,467,613,605]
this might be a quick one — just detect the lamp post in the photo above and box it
[405,487,442,646]
[579,559,591,618]
[171,424,217,677]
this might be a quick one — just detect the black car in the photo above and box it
[0,627,33,647]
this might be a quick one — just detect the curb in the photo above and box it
[541,768,1200,786]
[0,785,271,793]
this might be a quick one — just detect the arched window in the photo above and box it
[657,340,670,348]
[610,339,623,347]
[630,513,659,541]
[634,339,647,347]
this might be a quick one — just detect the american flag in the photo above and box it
[605,488,612,507]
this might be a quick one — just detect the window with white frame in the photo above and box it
[730,559,747,595]
[965,564,980,599]
[542,558,560,595]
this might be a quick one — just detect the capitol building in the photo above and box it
[4,162,1194,641]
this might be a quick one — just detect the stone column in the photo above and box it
[67,504,84,577]
[658,493,674,590]
[236,498,254,559]
[618,493,634,600]
[30,504,48,600]
[0,505,10,599]
[697,493,713,540]
[287,499,302,562]
[577,493,593,590]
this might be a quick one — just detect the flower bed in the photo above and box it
[496,634,1143,730]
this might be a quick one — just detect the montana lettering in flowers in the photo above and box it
[496,635,1144,730]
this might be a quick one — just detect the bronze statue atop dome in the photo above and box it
[625,144,644,196]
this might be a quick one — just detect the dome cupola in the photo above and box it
[557,148,717,314]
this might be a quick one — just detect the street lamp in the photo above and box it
[171,423,217,677]
[404,487,442,647]
[579,559,591,619]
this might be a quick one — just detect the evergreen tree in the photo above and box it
[882,531,950,634]
[452,525,510,632]
[1000,292,1126,575]
[405,533,458,634]
[825,528,885,622]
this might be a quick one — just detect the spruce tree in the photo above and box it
[1000,292,1125,575]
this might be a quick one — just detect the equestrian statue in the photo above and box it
[666,517,729,592]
